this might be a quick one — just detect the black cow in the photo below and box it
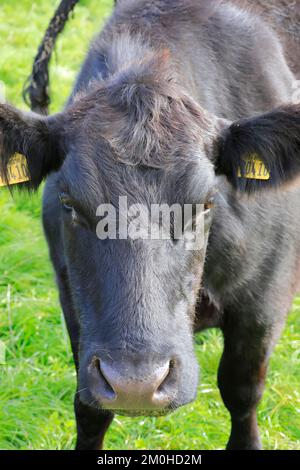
[1,0,300,450]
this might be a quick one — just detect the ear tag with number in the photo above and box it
[0,153,30,187]
[237,154,270,181]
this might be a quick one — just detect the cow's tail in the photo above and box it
[23,0,80,116]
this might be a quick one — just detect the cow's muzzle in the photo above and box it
[85,354,179,414]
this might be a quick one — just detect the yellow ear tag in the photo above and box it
[237,154,270,181]
[0,153,30,187]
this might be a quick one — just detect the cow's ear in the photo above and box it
[215,104,300,192]
[0,103,66,190]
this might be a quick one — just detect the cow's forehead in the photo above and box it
[58,144,216,213]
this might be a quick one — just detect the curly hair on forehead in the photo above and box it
[69,49,214,170]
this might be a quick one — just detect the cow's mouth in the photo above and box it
[113,409,171,417]
[111,403,181,418]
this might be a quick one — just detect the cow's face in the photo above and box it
[57,138,216,416]
[53,73,219,415]
[1,65,300,416]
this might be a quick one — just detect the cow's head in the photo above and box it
[1,57,300,417]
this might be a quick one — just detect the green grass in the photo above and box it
[0,0,300,451]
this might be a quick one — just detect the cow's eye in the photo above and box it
[59,193,74,212]
[59,193,90,229]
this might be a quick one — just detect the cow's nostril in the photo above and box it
[94,358,116,402]
[157,359,175,389]
[153,359,176,403]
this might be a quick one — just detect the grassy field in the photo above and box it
[0,0,300,451]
